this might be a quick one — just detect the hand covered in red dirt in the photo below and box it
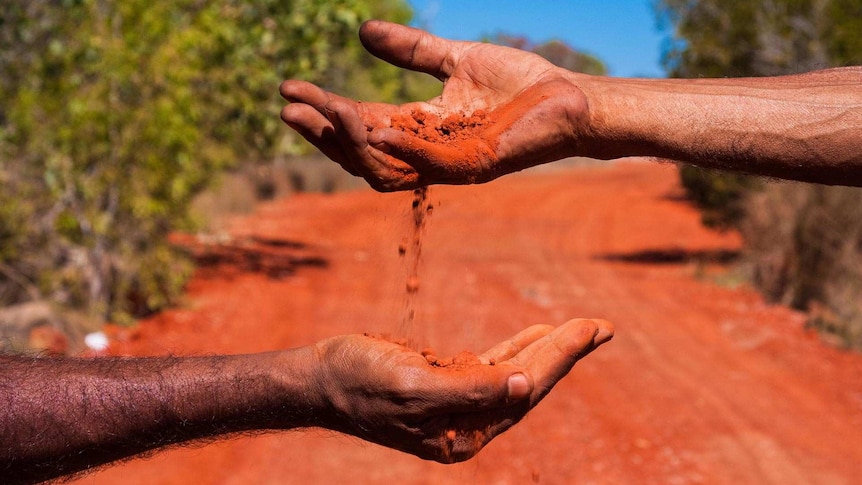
[280,20,591,191]
[312,318,613,463]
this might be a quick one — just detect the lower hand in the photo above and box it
[312,318,613,463]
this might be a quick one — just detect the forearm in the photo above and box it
[575,67,862,185]
[1,350,324,484]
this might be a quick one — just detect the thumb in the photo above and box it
[505,372,533,401]
[359,20,461,79]
[423,364,534,415]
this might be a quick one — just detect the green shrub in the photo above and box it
[0,0,414,324]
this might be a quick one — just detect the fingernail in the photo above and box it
[595,327,613,345]
[507,373,530,400]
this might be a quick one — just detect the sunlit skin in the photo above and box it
[281,20,862,190]
[2,319,613,484]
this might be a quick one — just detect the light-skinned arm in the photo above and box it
[280,20,862,190]
[1,319,612,484]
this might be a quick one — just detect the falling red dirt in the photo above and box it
[75,161,862,485]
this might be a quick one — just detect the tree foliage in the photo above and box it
[656,0,862,348]
[0,0,415,323]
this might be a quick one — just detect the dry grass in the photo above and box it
[740,182,862,349]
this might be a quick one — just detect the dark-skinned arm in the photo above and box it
[1,319,612,484]
[1,349,321,484]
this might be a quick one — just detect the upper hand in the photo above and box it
[311,318,613,463]
[280,20,592,191]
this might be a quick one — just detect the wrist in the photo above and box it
[265,346,331,430]
[490,68,600,174]
[152,351,328,434]
[565,72,654,160]
[300,338,360,436]
[555,70,616,161]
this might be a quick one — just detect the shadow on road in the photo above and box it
[595,247,740,265]
[172,234,328,279]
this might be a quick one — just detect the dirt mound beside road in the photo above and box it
[78,161,862,484]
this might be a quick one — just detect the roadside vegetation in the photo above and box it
[657,0,862,349]
[0,0,603,351]
[0,0,432,328]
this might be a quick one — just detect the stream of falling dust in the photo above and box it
[396,186,433,348]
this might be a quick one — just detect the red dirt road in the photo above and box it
[75,162,862,484]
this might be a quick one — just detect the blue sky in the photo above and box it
[406,0,667,78]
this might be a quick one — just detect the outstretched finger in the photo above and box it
[280,103,359,176]
[359,20,463,80]
[478,324,555,365]
[280,80,331,113]
[509,319,614,405]
[281,80,396,129]
[325,100,426,191]
[325,99,392,179]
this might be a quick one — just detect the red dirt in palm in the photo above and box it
[75,161,862,484]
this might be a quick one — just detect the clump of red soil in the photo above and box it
[363,332,483,369]
[389,109,490,143]
[421,349,483,368]
[387,109,497,184]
